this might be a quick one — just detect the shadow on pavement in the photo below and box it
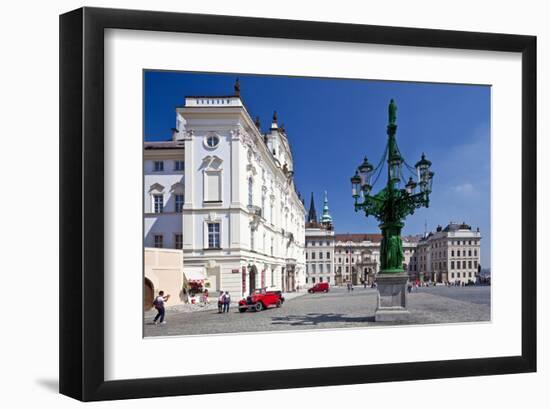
[271,313,375,326]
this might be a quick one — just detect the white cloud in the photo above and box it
[453,182,475,194]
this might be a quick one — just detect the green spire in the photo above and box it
[388,98,397,125]
[321,191,333,224]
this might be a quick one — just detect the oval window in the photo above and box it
[206,135,220,148]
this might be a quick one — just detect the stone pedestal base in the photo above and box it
[375,273,410,322]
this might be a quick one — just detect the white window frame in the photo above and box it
[206,221,221,249]
[175,194,184,213]
[153,160,164,172]
[174,160,184,171]
[204,134,220,149]
[153,194,164,214]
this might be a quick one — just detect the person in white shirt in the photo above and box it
[153,290,170,324]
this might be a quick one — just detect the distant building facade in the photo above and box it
[305,192,335,287]
[333,234,418,285]
[408,222,481,284]
[304,188,420,287]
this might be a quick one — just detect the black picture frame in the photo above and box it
[59,7,537,402]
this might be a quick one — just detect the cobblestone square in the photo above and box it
[144,285,490,337]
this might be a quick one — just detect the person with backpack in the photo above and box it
[152,290,170,325]
[223,291,231,313]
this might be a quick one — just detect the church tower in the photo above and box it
[306,192,318,227]
[320,191,333,230]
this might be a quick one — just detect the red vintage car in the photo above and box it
[308,282,329,293]
[238,288,284,312]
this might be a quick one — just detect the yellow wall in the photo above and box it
[144,247,185,306]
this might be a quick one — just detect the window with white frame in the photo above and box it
[175,194,184,213]
[153,194,163,213]
[207,223,220,248]
[154,234,163,248]
[174,160,184,171]
[205,134,220,148]
[153,161,164,172]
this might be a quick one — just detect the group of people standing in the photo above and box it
[217,291,231,313]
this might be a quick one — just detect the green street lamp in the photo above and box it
[350,99,434,321]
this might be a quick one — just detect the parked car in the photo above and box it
[308,282,329,293]
[238,288,284,312]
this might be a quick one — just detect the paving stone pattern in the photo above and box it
[144,285,491,337]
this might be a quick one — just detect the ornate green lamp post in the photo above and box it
[351,99,434,321]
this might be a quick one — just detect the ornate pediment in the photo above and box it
[148,183,164,193]
[170,182,184,194]
[201,155,223,170]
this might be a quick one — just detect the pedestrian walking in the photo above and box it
[203,289,209,304]
[217,291,224,313]
[223,291,231,313]
[152,290,170,325]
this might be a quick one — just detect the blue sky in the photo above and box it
[144,71,491,268]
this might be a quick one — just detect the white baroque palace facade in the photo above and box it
[305,192,336,287]
[408,222,481,284]
[144,85,306,299]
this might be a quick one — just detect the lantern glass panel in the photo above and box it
[360,169,372,187]
[390,160,401,181]
[351,174,361,198]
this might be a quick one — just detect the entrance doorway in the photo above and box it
[249,265,257,294]
[144,278,154,311]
